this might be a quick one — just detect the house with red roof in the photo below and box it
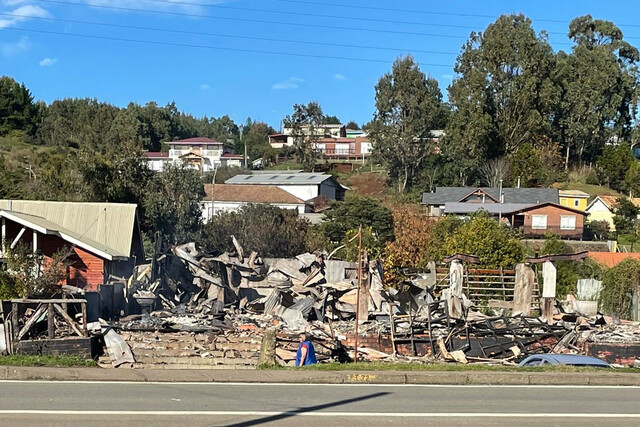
[144,137,244,172]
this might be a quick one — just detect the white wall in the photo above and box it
[276,185,319,201]
[201,201,306,221]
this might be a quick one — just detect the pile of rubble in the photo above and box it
[98,241,640,368]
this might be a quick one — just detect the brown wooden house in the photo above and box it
[506,202,588,239]
[0,200,144,291]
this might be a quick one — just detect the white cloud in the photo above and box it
[1,36,30,57]
[272,77,304,90]
[82,0,228,12]
[39,57,57,66]
[334,73,347,81]
[200,84,210,91]
[0,4,49,29]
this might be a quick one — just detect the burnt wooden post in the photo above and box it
[11,302,18,341]
[81,301,88,337]
[47,303,55,338]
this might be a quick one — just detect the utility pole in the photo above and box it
[353,225,363,363]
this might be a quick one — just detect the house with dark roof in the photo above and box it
[421,187,588,239]
[421,187,559,216]
[225,172,347,202]
[144,137,243,172]
[201,184,309,221]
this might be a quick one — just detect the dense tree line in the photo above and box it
[369,14,640,192]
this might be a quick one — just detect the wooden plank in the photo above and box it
[11,303,18,341]
[17,304,46,340]
[53,304,84,337]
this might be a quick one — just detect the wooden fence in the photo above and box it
[434,267,540,311]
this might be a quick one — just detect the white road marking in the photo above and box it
[0,410,639,418]
[0,380,639,389]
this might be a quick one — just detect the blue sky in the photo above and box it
[2,0,640,130]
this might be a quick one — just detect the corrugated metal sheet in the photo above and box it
[0,200,136,258]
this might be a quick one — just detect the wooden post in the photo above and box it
[47,303,54,338]
[542,261,557,325]
[81,301,88,337]
[353,225,362,363]
[11,302,18,341]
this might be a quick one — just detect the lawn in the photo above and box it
[0,355,97,368]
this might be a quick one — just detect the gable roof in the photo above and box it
[203,184,305,205]
[587,195,640,211]
[226,173,338,186]
[421,187,559,205]
[559,189,590,198]
[166,137,224,146]
[506,201,588,216]
[0,200,139,260]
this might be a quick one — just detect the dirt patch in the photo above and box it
[347,172,387,197]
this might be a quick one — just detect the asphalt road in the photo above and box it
[1,380,640,426]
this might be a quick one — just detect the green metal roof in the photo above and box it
[0,200,138,260]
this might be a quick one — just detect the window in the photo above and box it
[561,215,576,230]
[531,215,547,230]
[574,199,580,207]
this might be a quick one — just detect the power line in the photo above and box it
[2,26,455,66]
[269,0,640,30]
[33,0,470,39]
[45,0,488,32]
[0,12,459,56]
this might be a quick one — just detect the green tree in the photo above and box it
[143,164,204,244]
[510,144,541,187]
[442,213,525,268]
[283,102,324,171]
[613,197,639,233]
[554,16,639,167]
[345,121,360,130]
[596,144,635,191]
[242,119,276,161]
[78,140,151,206]
[322,115,341,124]
[625,161,640,197]
[368,55,448,192]
[443,14,557,184]
[0,155,22,198]
[201,204,310,257]
[320,196,394,245]
[0,76,40,136]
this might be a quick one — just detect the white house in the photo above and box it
[201,184,308,222]
[225,172,347,202]
[586,195,640,231]
[268,124,346,149]
[144,137,243,172]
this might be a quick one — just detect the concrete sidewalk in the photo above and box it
[2,365,640,385]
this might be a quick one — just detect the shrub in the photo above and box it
[201,204,310,258]
[599,258,640,319]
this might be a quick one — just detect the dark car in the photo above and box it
[519,354,611,368]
